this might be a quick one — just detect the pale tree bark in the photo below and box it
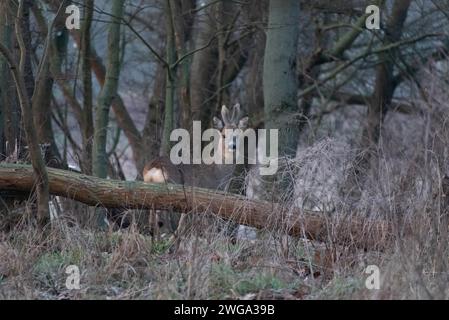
[262,0,300,197]
[263,0,300,159]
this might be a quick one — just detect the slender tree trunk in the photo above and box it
[142,63,165,168]
[0,7,10,160]
[31,61,62,167]
[91,0,125,228]
[170,0,194,130]
[92,0,125,178]
[81,0,94,174]
[215,1,229,112]
[160,0,177,156]
[19,0,34,101]
[1,4,20,162]
[189,0,217,125]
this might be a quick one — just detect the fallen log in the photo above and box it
[0,163,392,250]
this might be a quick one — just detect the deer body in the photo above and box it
[143,156,237,190]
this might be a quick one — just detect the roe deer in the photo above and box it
[143,103,249,189]
[142,104,249,236]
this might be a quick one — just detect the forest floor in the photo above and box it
[0,212,370,299]
[0,206,443,300]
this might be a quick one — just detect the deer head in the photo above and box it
[213,104,249,161]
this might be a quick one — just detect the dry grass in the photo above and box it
[1,190,446,300]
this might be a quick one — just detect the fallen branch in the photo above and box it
[0,163,392,250]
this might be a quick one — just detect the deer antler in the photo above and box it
[231,103,241,123]
[221,105,231,124]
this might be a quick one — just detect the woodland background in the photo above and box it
[1,0,449,300]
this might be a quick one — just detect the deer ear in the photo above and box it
[221,105,230,124]
[238,116,249,130]
[213,116,224,130]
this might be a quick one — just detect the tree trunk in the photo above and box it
[0,8,10,160]
[263,0,300,159]
[19,0,34,101]
[262,0,300,198]
[189,0,217,126]
[170,0,195,130]
[81,0,94,174]
[243,2,267,128]
[0,2,50,224]
[72,34,144,172]
[160,0,177,156]
[30,4,68,169]
[364,0,412,146]
[1,3,21,161]
[0,163,393,251]
[92,0,125,178]
[345,0,412,199]
[90,0,125,228]
[141,63,165,169]
[31,61,62,167]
